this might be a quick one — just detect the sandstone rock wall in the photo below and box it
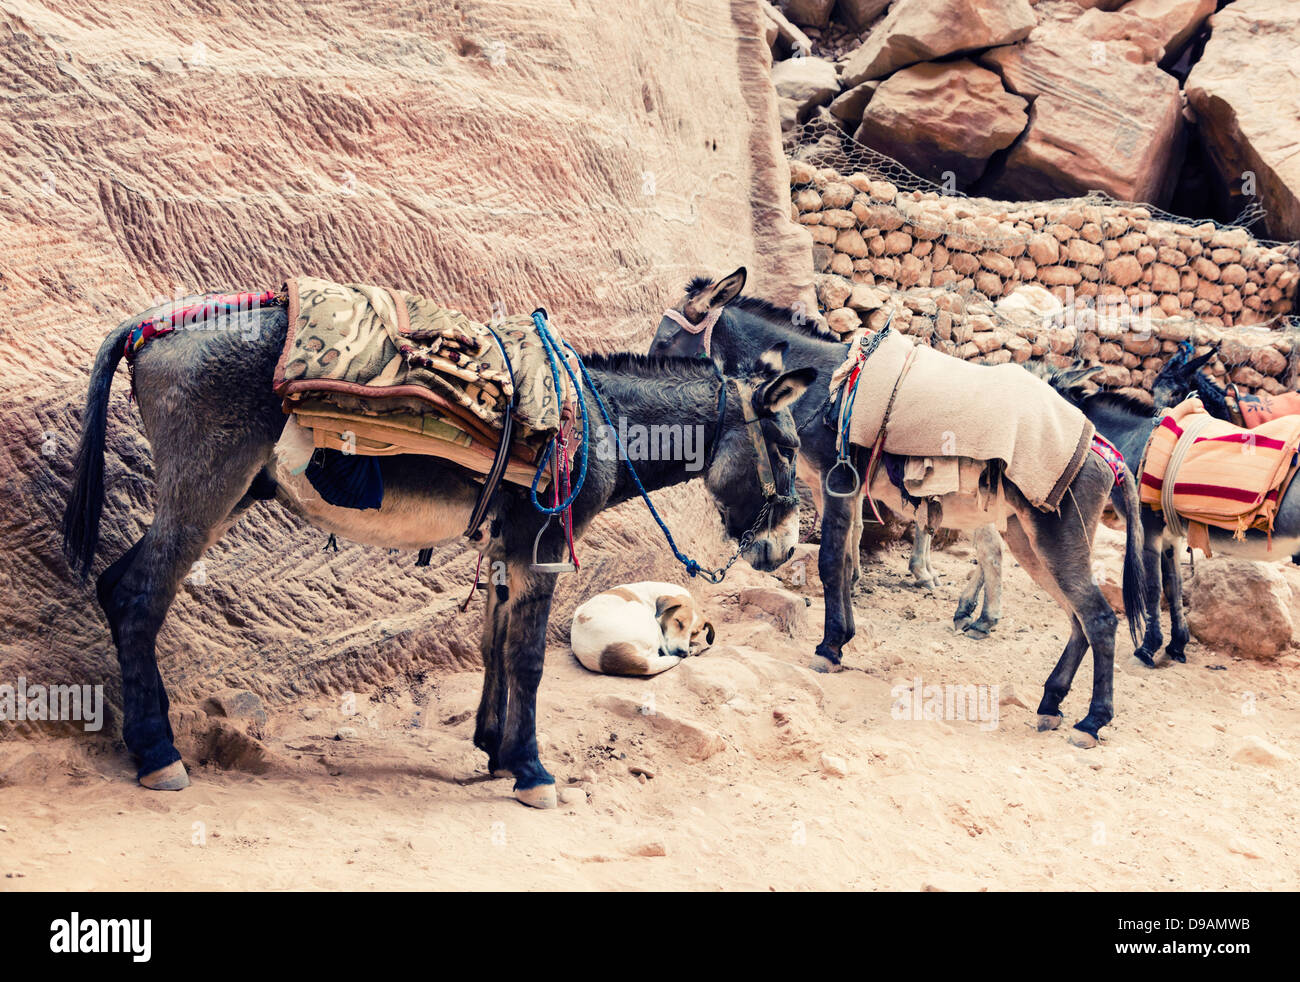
[0,1,810,718]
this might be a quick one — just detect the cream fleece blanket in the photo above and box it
[834,330,1094,511]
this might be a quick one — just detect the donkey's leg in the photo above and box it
[473,577,512,776]
[813,489,857,672]
[954,563,984,632]
[1035,617,1089,731]
[964,524,1003,638]
[997,517,1081,728]
[104,458,266,788]
[1001,509,1118,744]
[496,564,558,808]
[1020,502,1118,745]
[1133,515,1166,667]
[908,524,938,590]
[1162,544,1190,663]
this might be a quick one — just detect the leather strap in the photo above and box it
[737,382,777,499]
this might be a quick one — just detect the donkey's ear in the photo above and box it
[1187,346,1217,372]
[1058,363,1102,388]
[756,340,789,378]
[684,266,747,319]
[758,366,818,415]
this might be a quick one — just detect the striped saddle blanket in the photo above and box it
[273,277,575,487]
[1139,396,1300,550]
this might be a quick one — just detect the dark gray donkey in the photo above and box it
[62,295,816,807]
[1048,354,1300,667]
[652,271,1150,746]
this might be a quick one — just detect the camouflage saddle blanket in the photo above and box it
[273,277,575,486]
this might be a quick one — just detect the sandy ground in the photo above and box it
[2,528,1298,892]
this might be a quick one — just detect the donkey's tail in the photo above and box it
[61,317,136,577]
[1111,466,1150,648]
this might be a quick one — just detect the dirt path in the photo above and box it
[3,529,1298,891]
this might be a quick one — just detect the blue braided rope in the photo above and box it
[528,311,590,514]
[558,335,707,577]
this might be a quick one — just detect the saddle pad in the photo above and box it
[295,406,552,490]
[835,330,1093,511]
[273,276,572,444]
[1139,395,1300,536]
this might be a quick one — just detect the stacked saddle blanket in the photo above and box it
[273,277,575,485]
[1139,396,1300,549]
[833,329,1093,511]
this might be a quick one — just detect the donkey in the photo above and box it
[649,268,1005,636]
[62,294,815,807]
[653,273,1150,746]
[1047,349,1300,666]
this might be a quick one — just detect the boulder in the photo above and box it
[1184,557,1294,660]
[771,56,841,122]
[1120,0,1216,64]
[779,0,836,29]
[839,0,1037,87]
[852,60,1028,186]
[836,0,892,31]
[981,11,1184,204]
[740,586,809,635]
[827,80,878,126]
[995,284,1063,322]
[1185,0,1300,241]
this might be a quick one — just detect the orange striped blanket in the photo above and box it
[1139,396,1300,553]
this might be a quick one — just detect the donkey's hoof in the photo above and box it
[515,783,557,809]
[491,768,513,779]
[1036,714,1063,732]
[139,760,190,791]
[1167,650,1187,664]
[953,615,973,632]
[809,654,842,674]
[1134,647,1157,667]
[963,625,992,640]
[1067,728,1099,749]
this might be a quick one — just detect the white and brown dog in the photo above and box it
[571,581,715,677]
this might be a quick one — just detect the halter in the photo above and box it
[736,380,779,500]
[661,306,723,356]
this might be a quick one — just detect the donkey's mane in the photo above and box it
[1023,358,1154,419]
[583,350,721,382]
[1082,388,1156,419]
[684,275,838,341]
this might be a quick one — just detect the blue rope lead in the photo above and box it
[528,310,590,514]
[558,335,708,578]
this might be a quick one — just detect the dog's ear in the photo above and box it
[655,596,685,623]
[698,621,715,647]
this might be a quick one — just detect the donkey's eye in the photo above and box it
[778,445,797,462]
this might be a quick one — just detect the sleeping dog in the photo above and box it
[571,581,715,677]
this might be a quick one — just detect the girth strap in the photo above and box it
[1160,412,1214,538]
